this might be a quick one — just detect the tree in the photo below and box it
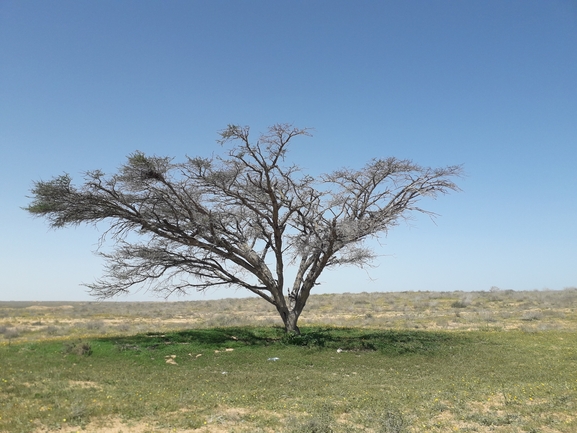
[26,124,462,333]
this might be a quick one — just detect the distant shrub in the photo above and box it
[354,300,371,305]
[451,300,468,308]
[115,323,131,332]
[4,329,20,343]
[85,320,105,330]
[480,310,496,322]
[521,311,542,321]
[45,325,59,335]
[205,314,242,327]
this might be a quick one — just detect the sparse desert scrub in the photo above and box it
[2,288,577,343]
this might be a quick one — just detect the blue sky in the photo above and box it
[1,0,576,301]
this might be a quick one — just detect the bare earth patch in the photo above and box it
[68,380,102,390]
[34,408,279,433]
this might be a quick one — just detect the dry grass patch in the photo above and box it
[3,288,577,345]
[68,380,101,390]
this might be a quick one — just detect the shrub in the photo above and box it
[378,410,406,433]
[521,311,542,321]
[62,341,92,356]
[69,403,89,421]
[85,320,105,330]
[288,406,335,433]
[45,325,59,335]
[281,330,329,348]
[290,417,333,433]
[4,329,20,344]
[115,323,132,332]
[451,300,468,308]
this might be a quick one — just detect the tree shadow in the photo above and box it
[279,327,468,355]
[98,326,284,350]
[332,329,467,355]
[97,326,467,356]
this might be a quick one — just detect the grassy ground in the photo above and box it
[1,289,577,432]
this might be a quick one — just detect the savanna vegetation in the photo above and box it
[1,288,576,432]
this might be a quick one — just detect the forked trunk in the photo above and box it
[280,308,302,334]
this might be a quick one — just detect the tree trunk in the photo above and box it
[279,308,301,334]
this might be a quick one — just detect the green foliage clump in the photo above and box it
[281,330,331,347]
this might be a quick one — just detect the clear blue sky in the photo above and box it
[1,0,576,301]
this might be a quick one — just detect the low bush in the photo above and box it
[3,328,20,343]
[62,341,92,356]
[451,300,468,308]
[85,320,105,330]
[45,325,59,335]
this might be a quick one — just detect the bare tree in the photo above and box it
[26,124,462,333]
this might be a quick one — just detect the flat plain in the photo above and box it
[1,288,576,432]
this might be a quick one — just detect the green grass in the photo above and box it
[1,326,576,432]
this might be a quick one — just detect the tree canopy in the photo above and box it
[26,124,462,333]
